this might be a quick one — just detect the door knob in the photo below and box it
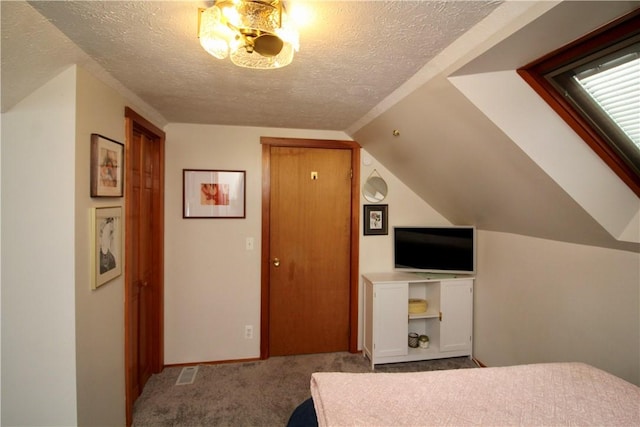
[273,258,280,267]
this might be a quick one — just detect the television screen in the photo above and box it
[394,226,476,274]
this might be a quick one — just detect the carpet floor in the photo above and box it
[132,352,477,427]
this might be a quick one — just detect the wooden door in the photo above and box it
[264,141,358,356]
[131,130,155,388]
[125,108,165,426]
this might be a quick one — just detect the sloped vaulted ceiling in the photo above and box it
[351,1,640,252]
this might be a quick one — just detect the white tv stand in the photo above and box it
[362,272,474,369]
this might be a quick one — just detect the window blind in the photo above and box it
[575,55,640,148]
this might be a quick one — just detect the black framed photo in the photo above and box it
[90,133,124,197]
[363,204,388,235]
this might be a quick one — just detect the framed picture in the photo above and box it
[92,206,122,289]
[363,204,388,235]
[91,133,124,197]
[183,169,246,218]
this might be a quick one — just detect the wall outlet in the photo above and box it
[244,325,253,339]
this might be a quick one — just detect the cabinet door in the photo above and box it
[373,283,408,357]
[440,280,473,353]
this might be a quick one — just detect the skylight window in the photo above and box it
[518,10,640,197]
[550,41,640,180]
[574,54,640,146]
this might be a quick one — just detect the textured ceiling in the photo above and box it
[4,1,636,251]
[5,1,502,130]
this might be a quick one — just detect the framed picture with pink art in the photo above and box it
[90,133,124,197]
[92,206,122,289]
[183,169,246,218]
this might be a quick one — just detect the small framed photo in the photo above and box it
[364,204,388,235]
[183,169,246,218]
[91,134,124,197]
[92,206,122,289]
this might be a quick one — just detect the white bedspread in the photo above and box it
[310,362,640,426]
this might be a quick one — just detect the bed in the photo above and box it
[288,362,640,426]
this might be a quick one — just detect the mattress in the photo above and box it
[310,362,640,426]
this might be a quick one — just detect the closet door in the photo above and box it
[125,108,165,426]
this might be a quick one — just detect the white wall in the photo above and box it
[1,67,78,426]
[74,67,129,426]
[475,230,640,385]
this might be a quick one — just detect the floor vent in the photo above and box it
[176,366,198,386]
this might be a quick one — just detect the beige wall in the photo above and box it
[162,127,451,363]
[2,53,638,426]
[1,63,167,425]
[162,125,457,362]
[163,123,352,363]
[359,149,451,274]
[450,70,640,244]
[2,67,78,426]
[358,150,452,347]
[74,67,129,426]
[474,230,640,385]
[163,131,640,388]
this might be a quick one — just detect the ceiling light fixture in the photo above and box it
[198,0,299,69]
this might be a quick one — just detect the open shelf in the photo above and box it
[408,311,439,320]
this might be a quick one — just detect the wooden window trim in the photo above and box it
[517,9,640,197]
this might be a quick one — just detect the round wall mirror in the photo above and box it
[363,175,388,203]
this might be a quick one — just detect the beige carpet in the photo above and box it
[132,352,477,426]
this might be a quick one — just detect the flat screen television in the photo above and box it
[394,226,476,274]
